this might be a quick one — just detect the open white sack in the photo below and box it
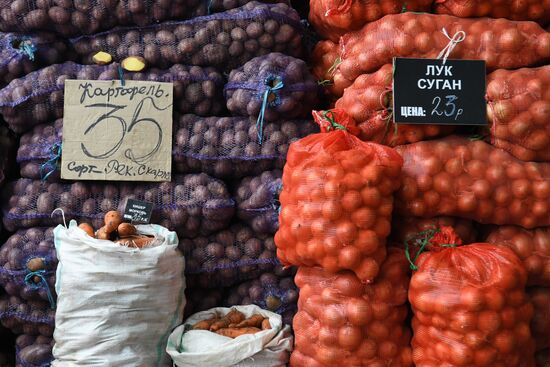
[167,305,293,367]
[52,220,185,367]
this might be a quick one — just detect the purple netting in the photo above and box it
[0,32,74,89]
[0,62,225,133]
[0,124,17,186]
[17,120,62,182]
[225,53,319,121]
[0,294,54,336]
[183,288,225,318]
[235,169,281,234]
[0,0,286,37]
[2,175,235,239]
[15,335,53,367]
[0,228,57,304]
[224,272,298,325]
[70,2,304,71]
[173,114,317,179]
[181,223,292,288]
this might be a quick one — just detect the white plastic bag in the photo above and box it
[167,305,293,367]
[52,220,185,367]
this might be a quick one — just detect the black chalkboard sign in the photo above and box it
[123,199,154,224]
[393,58,487,125]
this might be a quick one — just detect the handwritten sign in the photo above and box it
[61,80,173,181]
[393,58,487,125]
[123,199,154,224]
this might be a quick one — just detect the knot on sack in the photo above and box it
[24,270,56,309]
[256,75,284,145]
[312,109,360,135]
[39,143,62,181]
[404,226,462,270]
[437,28,466,65]
[13,38,37,61]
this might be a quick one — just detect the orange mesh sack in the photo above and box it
[330,13,550,96]
[409,243,536,367]
[275,109,403,282]
[528,287,550,351]
[391,216,477,245]
[291,248,413,367]
[310,39,341,102]
[486,66,550,162]
[395,136,550,229]
[485,226,550,286]
[308,0,433,42]
[434,0,550,24]
[335,64,455,146]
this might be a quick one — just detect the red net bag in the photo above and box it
[528,287,550,351]
[484,226,550,287]
[275,109,403,282]
[410,242,536,367]
[396,136,550,228]
[330,13,550,96]
[486,65,550,162]
[434,0,550,24]
[308,0,433,42]
[310,39,341,103]
[391,216,477,245]
[538,349,550,367]
[291,248,413,367]
[335,64,455,146]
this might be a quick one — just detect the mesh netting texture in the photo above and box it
[529,287,550,352]
[0,62,225,133]
[235,169,282,234]
[335,64,456,147]
[2,175,235,239]
[0,32,74,89]
[224,272,297,325]
[15,334,53,367]
[225,53,319,121]
[0,294,54,336]
[486,65,550,162]
[173,114,318,179]
[0,228,57,304]
[390,215,478,246]
[70,2,304,71]
[17,120,62,181]
[0,124,16,187]
[0,0,286,37]
[434,0,550,24]
[181,222,292,288]
[396,136,550,228]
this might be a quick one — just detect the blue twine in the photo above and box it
[118,65,125,86]
[24,270,56,309]
[39,143,62,181]
[18,39,36,61]
[207,0,213,14]
[256,75,284,145]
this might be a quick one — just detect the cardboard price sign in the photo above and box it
[393,58,487,125]
[61,80,173,182]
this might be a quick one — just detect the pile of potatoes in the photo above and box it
[0,294,54,337]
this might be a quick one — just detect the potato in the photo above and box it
[117,223,137,237]
[0,62,225,133]
[104,211,122,233]
[78,223,95,237]
[70,3,303,71]
[0,294,55,336]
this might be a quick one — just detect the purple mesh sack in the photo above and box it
[2,175,235,239]
[181,223,291,288]
[0,294,54,336]
[70,2,304,71]
[235,169,281,234]
[0,62,225,133]
[0,0,285,37]
[17,120,62,182]
[183,288,225,319]
[173,114,317,179]
[16,334,53,367]
[0,124,17,186]
[0,32,74,89]
[0,228,57,305]
[224,272,298,325]
[224,53,319,122]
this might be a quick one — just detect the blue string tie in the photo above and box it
[18,39,37,61]
[207,0,214,14]
[256,75,284,145]
[118,65,126,86]
[39,143,62,181]
[24,270,56,309]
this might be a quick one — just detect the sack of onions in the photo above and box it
[291,248,412,367]
[528,287,550,351]
[391,216,478,246]
[275,109,403,282]
[434,0,550,24]
[409,229,536,366]
[396,136,550,229]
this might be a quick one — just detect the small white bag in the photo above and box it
[167,305,293,367]
[52,220,185,367]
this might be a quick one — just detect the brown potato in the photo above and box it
[78,223,95,237]
[104,210,122,233]
[117,223,137,237]
[96,227,110,240]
